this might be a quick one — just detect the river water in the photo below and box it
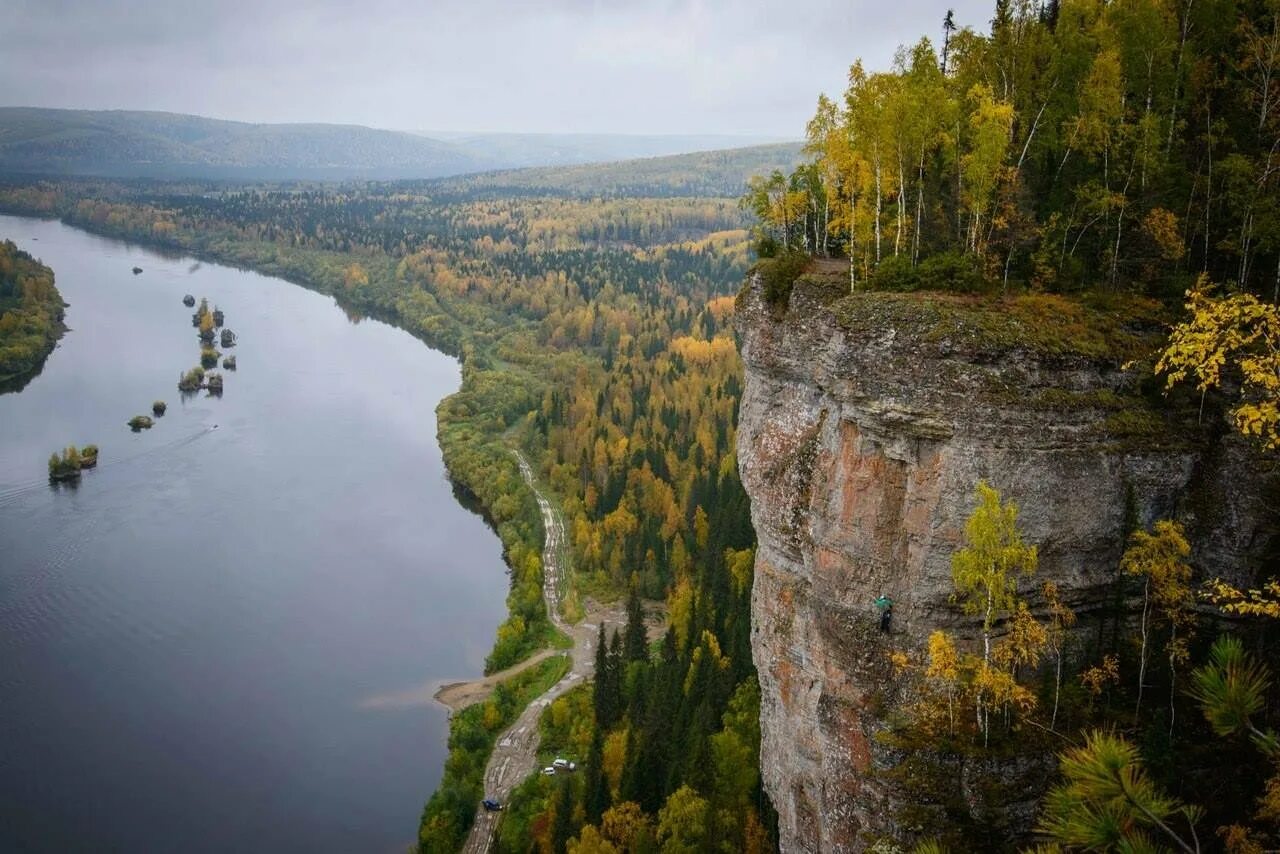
[0,215,509,852]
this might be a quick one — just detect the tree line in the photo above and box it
[746,0,1280,299]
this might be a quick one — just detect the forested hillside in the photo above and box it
[417,131,791,170]
[0,108,797,183]
[0,239,63,390]
[0,108,492,180]
[0,164,774,851]
[431,142,804,199]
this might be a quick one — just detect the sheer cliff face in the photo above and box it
[735,273,1270,852]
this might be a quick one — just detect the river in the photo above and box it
[0,215,509,852]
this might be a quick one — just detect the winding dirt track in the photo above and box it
[459,451,623,854]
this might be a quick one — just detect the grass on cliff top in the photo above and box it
[828,288,1168,363]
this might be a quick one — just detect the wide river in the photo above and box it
[0,215,509,852]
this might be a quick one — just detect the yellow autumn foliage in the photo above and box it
[1157,279,1280,449]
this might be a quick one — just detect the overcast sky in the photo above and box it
[1,0,992,137]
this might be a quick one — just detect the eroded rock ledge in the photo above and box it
[735,270,1272,852]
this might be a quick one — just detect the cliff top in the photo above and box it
[758,258,1170,366]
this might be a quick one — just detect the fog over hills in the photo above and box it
[0,108,794,180]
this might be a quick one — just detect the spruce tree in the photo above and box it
[584,728,609,824]
[551,778,576,854]
[593,622,610,728]
[624,583,647,663]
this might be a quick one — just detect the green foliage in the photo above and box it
[0,167,769,854]
[47,445,82,479]
[756,249,810,308]
[656,785,711,854]
[1038,730,1202,853]
[831,289,1166,363]
[865,252,988,294]
[951,481,1038,648]
[178,366,204,392]
[539,683,594,764]
[440,142,804,198]
[0,239,63,388]
[417,655,570,854]
[1190,635,1280,756]
[753,0,1280,297]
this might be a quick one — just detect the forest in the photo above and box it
[3,0,1278,845]
[746,0,1280,302]
[0,238,64,389]
[740,0,1280,850]
[0,163,774,852]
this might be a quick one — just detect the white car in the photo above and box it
[552,758,576,771]
[541,766,556,776]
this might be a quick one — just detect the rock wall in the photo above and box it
[735,272,1273,852]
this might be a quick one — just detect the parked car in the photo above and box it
[482,798,502,812]
[552,758,577,772]
[542,766,557,775]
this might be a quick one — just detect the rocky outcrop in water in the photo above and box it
[734,271,1275,852]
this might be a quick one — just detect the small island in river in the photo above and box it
[178,366,204,392]
[48,444,97,481]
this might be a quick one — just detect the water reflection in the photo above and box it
[0,214,509,853]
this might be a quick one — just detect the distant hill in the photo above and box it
[0,108,487,179]
[0,108,799,182]
[429,142,807,198]
[415,131,790,169]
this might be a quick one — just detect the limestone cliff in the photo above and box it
[735,269,1274,852]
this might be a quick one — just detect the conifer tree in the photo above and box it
[624,582,647,663]
[551,778,576,854]
[585,728,609,824]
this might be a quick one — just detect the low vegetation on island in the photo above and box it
[174,298,236,396]
[178,366,203,392]
[127,415,153,431]
[47,446,86,480]
[0,239,65,389]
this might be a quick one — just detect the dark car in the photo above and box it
[482,798,502,812]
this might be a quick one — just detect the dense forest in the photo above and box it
[0,161,774,851]
[741,0,1280,850]
[747,0,1280,302]
[0,239,64,389]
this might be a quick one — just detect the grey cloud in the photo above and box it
[0,0,994,136]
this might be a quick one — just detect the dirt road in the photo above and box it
[459,452,625,854]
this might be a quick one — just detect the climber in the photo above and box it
[874,594,893,633]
